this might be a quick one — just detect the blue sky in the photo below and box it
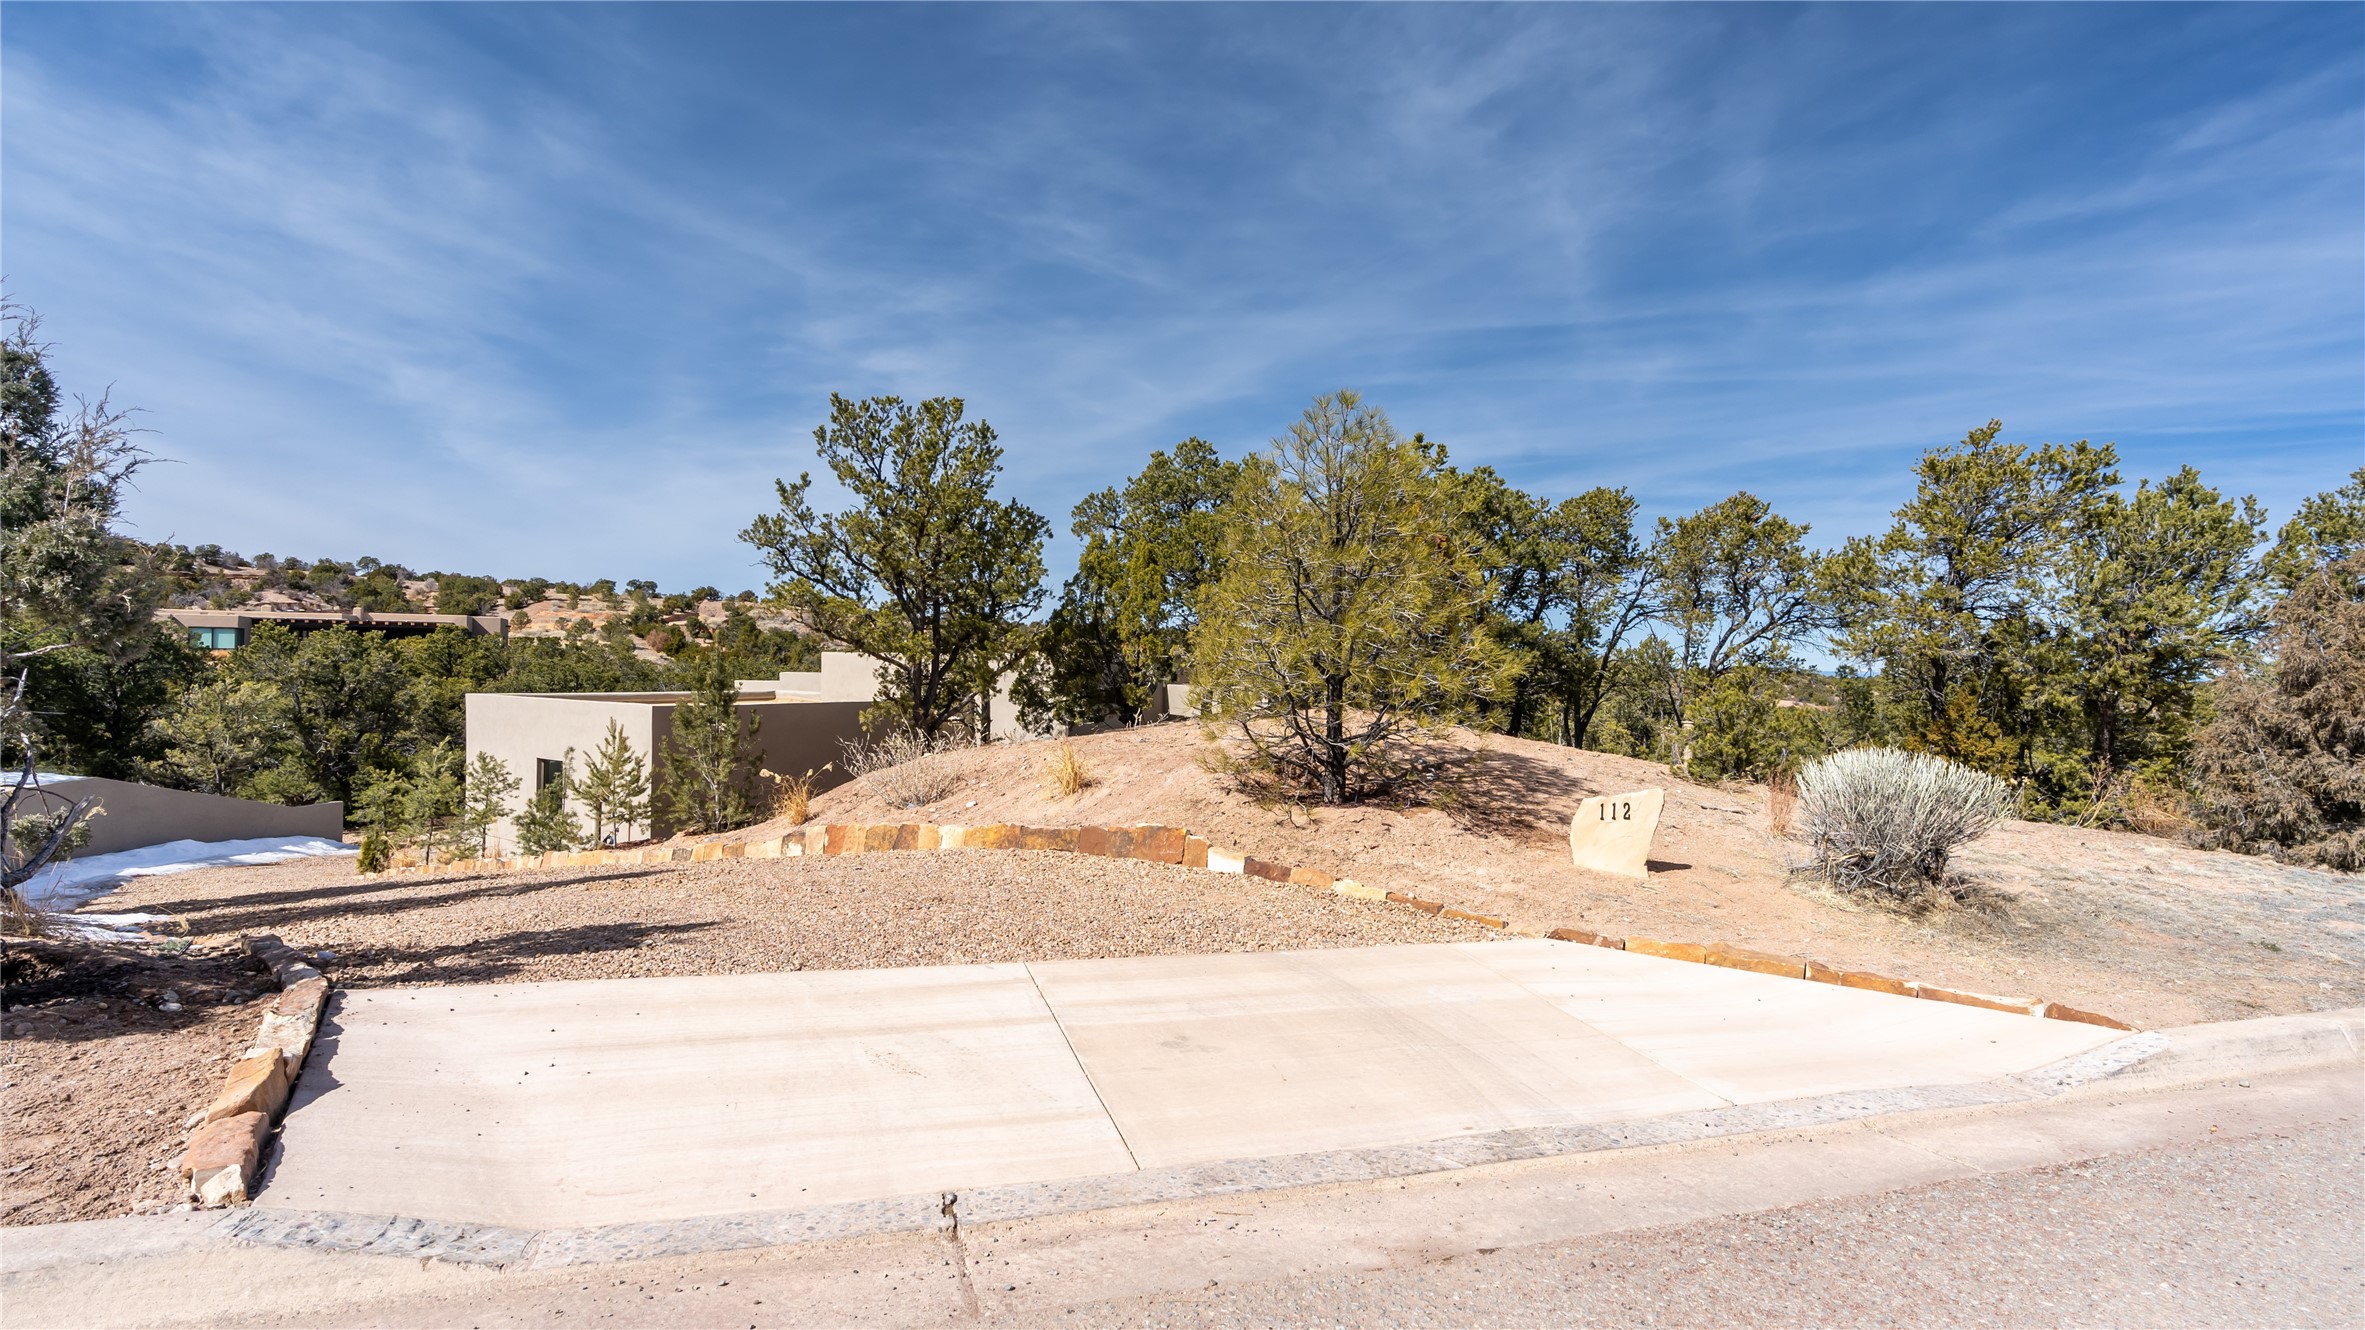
[5,3,2360,592]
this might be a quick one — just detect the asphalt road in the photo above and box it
[1041,1119,2364,1329]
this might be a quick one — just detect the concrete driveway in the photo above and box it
[261,940,2122,1231]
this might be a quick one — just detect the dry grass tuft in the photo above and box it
[763,765,832,826]
[1044,740,1093,798]
[1765,769,1797,838]
[0,888,53,938]
[841,731,968,810]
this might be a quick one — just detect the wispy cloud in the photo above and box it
[3,4,2356,586]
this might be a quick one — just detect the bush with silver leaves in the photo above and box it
[839,729,969,810]
[1792,747,2009,900]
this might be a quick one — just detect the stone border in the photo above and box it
[177,935,332,1208]
[377,821,2133,1031]
[210,1031,2169,1269]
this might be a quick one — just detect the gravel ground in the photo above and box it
[84,851,1498,989]
[1060,1120,2365,1329]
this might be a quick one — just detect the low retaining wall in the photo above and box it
[382,822,2134,1032]
[179,935,333,1207]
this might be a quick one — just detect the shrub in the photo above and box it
[1792,747,2009,900]
[1044,740,1092,798]
[2187,556,2364,870]
[355,829,390,874]
[1682,669,1829,782]
[840,730,967,810]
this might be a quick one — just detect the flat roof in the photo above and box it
[481,690,821,704]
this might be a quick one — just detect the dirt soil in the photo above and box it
[762,724,2364,1028]
[1,937,276,1226]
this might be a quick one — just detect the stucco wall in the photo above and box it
[465,694,662,852]
[465,692,875,848]
[18,777,342,856]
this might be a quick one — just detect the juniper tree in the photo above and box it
[1029,438,1241,728]
[1647,492,1826,769]
[1825,420,2117,768]
[1456,470,1653,749]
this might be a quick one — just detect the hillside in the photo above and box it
[757,723,2363,1028]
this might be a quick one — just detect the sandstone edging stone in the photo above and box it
[367,821,2134,1032]
[177,935,339,1207]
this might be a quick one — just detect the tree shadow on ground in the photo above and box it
[0,936,271,1045]
[1434,745,1606,843]
[128,869,672,939]
[333,919,725,988]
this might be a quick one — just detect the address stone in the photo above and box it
[1568,787,1664,879]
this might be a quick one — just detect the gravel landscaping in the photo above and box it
[80,850,1500,989]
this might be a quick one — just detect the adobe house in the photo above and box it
[464,687,869,850]
[465,652,1051,851]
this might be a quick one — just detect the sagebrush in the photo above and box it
[840,730,967,809]
[1792,747,2009,900]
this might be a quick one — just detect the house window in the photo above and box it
[536,758,566,792]
[187,626,242,649]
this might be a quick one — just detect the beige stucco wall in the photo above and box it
[465,692,875,848]
[746,650,1047,742]
[18,777,342,856]
[465,693,662,852]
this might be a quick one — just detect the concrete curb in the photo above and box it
[373,821,2134,1031]
[177,936,333,1208]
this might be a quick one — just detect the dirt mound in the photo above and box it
[746,723,2363,1027]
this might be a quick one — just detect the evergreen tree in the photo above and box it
[459,751,520,856]
[401,740,465,864]
[1,301,192,778]
[658,654,760,833]
[1826,421,2117,768]
[740,394,1047,737]
[2262,466,2365,595]
[2028,465,2264,809]
[1193,391,1516,804]
[513,765,583,855]
[1028,439,1242,728]
[574,719,651,845]
[2189,555,2364,869]
[1648,492,1825,768]
[1456,470,1653,749]
[147,679,281,796]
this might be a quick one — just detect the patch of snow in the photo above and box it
[22,836,357,912]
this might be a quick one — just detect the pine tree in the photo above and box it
[459,751,520,856]
[574,719,651,846]
[401,741,465,864]
[1192,391,1515,804]
[658,655,760,833]
[513,763,583,855]
[739,393,1048,737]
